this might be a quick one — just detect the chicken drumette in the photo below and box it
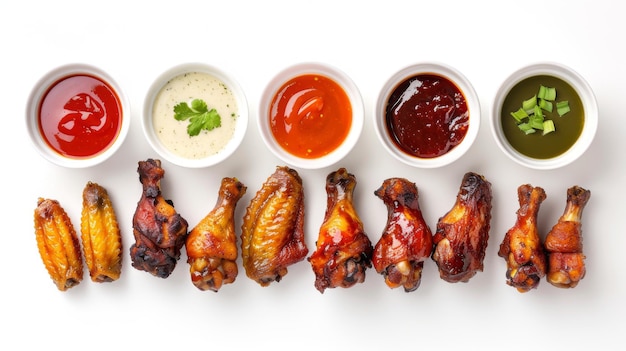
[309,168,373,293]
[186,177,246,292]
[545,186,590,289]
[130,159,189,278]
[372,178,433,292]
[432,172,492,283]
[498,184,547,293]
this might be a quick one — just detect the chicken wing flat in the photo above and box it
[80,181,123,283]
[498,185,547,293]
[545,186,590,289]
[309,168,373,293]
[130,159,189,278]
[372,178,433,292]
[432,172,492,283]
[241,166,308,286]
[186,177,246,292]
[34,198,83,291]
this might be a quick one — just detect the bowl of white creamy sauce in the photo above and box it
[143,63,248,168]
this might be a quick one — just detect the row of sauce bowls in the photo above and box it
[26,61,598,170]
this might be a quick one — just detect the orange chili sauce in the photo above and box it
[38,74,122,159]
[269,74,352,159]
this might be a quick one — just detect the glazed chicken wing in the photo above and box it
[498,185,547,292]
[309,168,373,293]
[241,166,308,286]
[130,159,189,278]
[372,178,433,292]
[432,172,492,283]
[186,177,246,292]
[545,186,590,289]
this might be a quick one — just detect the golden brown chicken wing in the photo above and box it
[545,186,590,289]
[309,168,373,293]
[80,181,123,283]
[372,178,433,292]
[130,159,189,278]
[498,184,547,292]
[34,198,83,291]
[241,166,308,286]
[432,172,492,283]
[186,177,246,292]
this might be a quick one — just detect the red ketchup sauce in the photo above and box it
[38,74,122,159]
[385,74,469,158]
[269,74,352,159]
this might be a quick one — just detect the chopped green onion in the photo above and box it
[538,85,557,101]
[510,108,529,122]
[522,95,537,112]
[509,84,572,136]
[542,120,555,135]
[539,98,553,112]
[518,123,536,134]
[556,100,570,116]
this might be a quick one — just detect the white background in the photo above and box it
[2,0,623,349]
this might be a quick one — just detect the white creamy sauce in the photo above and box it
[152,72,238,159]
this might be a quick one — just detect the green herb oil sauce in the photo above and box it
[500,75,584,159]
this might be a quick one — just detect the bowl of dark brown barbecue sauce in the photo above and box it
[491,62,597,170]
[26,63,130,168]
[375,63,480,168]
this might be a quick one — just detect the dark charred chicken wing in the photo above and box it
[498,185,547,293]
[186,177,246,292]
[130,159,189,278]
[432,172,492,283]
[372,178,433,292]
[309,168,373,293]
[545,186,590,289]
[241,166,308,286]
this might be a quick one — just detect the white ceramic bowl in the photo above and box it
[26,63,130,168]
[374,62,480,168]
[258,62,364,170]
[491,62,598,170]
[143,63,248,168]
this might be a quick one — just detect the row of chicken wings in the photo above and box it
[128,159,590,294]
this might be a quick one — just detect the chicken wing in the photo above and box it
[80,181,123,283]
[241,166,308,286]
[34,198,83,291]
[372,178,433,292]
[186,177,246,292]
[498,185,547,292]
[130,159,189,278]
[309,168,373,293]
[545,186,590,289]
[432,172,492,283]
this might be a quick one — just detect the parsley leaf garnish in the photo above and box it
[173,99,221,137]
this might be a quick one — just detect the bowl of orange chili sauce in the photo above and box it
[26,63,130,168]
[374,62,480,168]
[258,62,364,169]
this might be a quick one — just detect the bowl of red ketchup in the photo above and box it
[375,62,480,168]
[26,63,130,168]
[258,62,364,169]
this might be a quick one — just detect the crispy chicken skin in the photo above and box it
[545,186,590,288]
[241,166,308,286]
[130,159,189,278]
[372,178,433,292]
[186,177,246,292]
[432,172,492,283]
[81,181,123,283]
[498,185,547,293]
[34,198,83,291]
[309,168,373,293]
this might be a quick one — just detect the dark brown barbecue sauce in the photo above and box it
[385,74,469,158]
